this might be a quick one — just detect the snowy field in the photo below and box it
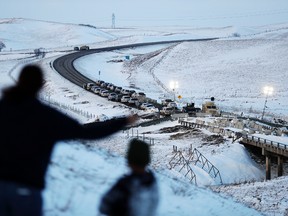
[1,18,288,215]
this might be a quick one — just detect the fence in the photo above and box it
[40,96,97,121]
[169,145,223,185]
[187,148,223,184]
[168,151,197,185]
[125,128,155,145]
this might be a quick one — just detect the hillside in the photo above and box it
[0,18,288,216]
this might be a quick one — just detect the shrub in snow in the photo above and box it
[0,41,5,51]
[232,32,241,37]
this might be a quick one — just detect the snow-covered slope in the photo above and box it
[1,18,288,216]
[0,18,116,51]
[74,27,288,119]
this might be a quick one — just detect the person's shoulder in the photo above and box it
[147,169,157,179]
[117,173,134,184]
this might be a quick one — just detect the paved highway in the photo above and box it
[52,38,218,88]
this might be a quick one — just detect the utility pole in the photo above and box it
[112,13,115,29]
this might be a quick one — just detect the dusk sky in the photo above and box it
[1,0,288,27]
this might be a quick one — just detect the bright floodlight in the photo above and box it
[261,86,274,120]
[169,81,179,101]
[263,86,273,96]
[169,81,179,90]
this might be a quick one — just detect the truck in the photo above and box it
[182,103,201,116]
[202,97,219,116]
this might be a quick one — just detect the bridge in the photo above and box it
[178,119,288,180]
[241,134,288,180]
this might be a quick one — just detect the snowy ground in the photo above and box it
[1,18,288,215]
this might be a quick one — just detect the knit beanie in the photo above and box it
[127,139,151,167]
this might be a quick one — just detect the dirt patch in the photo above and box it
[201,134,226,146]
[159,125,188,133]
[144,125,186,134]
[144,125,206,140]
[73,101,89,105]
[170,129,203,140]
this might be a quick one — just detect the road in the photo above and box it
[52,38,218,88]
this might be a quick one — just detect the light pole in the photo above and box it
[169,80,179,101]
[261,86,273,120]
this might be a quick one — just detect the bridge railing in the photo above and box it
[243,134,288,150]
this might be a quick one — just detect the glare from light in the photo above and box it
[263,86,273,96]
[261,85,274,120]
[169,81,179,90]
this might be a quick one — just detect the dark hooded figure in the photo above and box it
[99,138,159,216]
[0,64,137,216]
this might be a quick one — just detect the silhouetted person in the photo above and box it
[99,138,159,216]
[0,64,137,216]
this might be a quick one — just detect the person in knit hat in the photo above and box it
[99,138,159,216]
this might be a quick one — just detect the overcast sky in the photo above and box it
[1,0,288,27]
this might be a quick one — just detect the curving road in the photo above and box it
[52,38,218,87]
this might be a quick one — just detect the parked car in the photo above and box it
[140,103,157,111]
[132,92,146,98]
[99,89,107,95]
[132,92,146,102]
[140,103,150,110]
[74,46,79,51]
[167,102,177,108]
[121,95,131,103]
[160,107,174,116]
[162,99,174,106]
[96,80,105,86]
[108,85,115,91]
[80,45,89,50]
[107,83,114,90]
[128,98,139,106]
[90,86,99,93]
[115,94,124,102]
[100,82,109,88]
[128,90,136,96]
[100,90,109,97]
[115,86,123,93]
[83,83,96,90]
[120,89,130,95]
[108,93,117,101]
[94,87,102,94]
[144,104,159,112]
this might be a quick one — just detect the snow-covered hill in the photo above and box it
[0,18,116,51]
[1,18,288,216]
